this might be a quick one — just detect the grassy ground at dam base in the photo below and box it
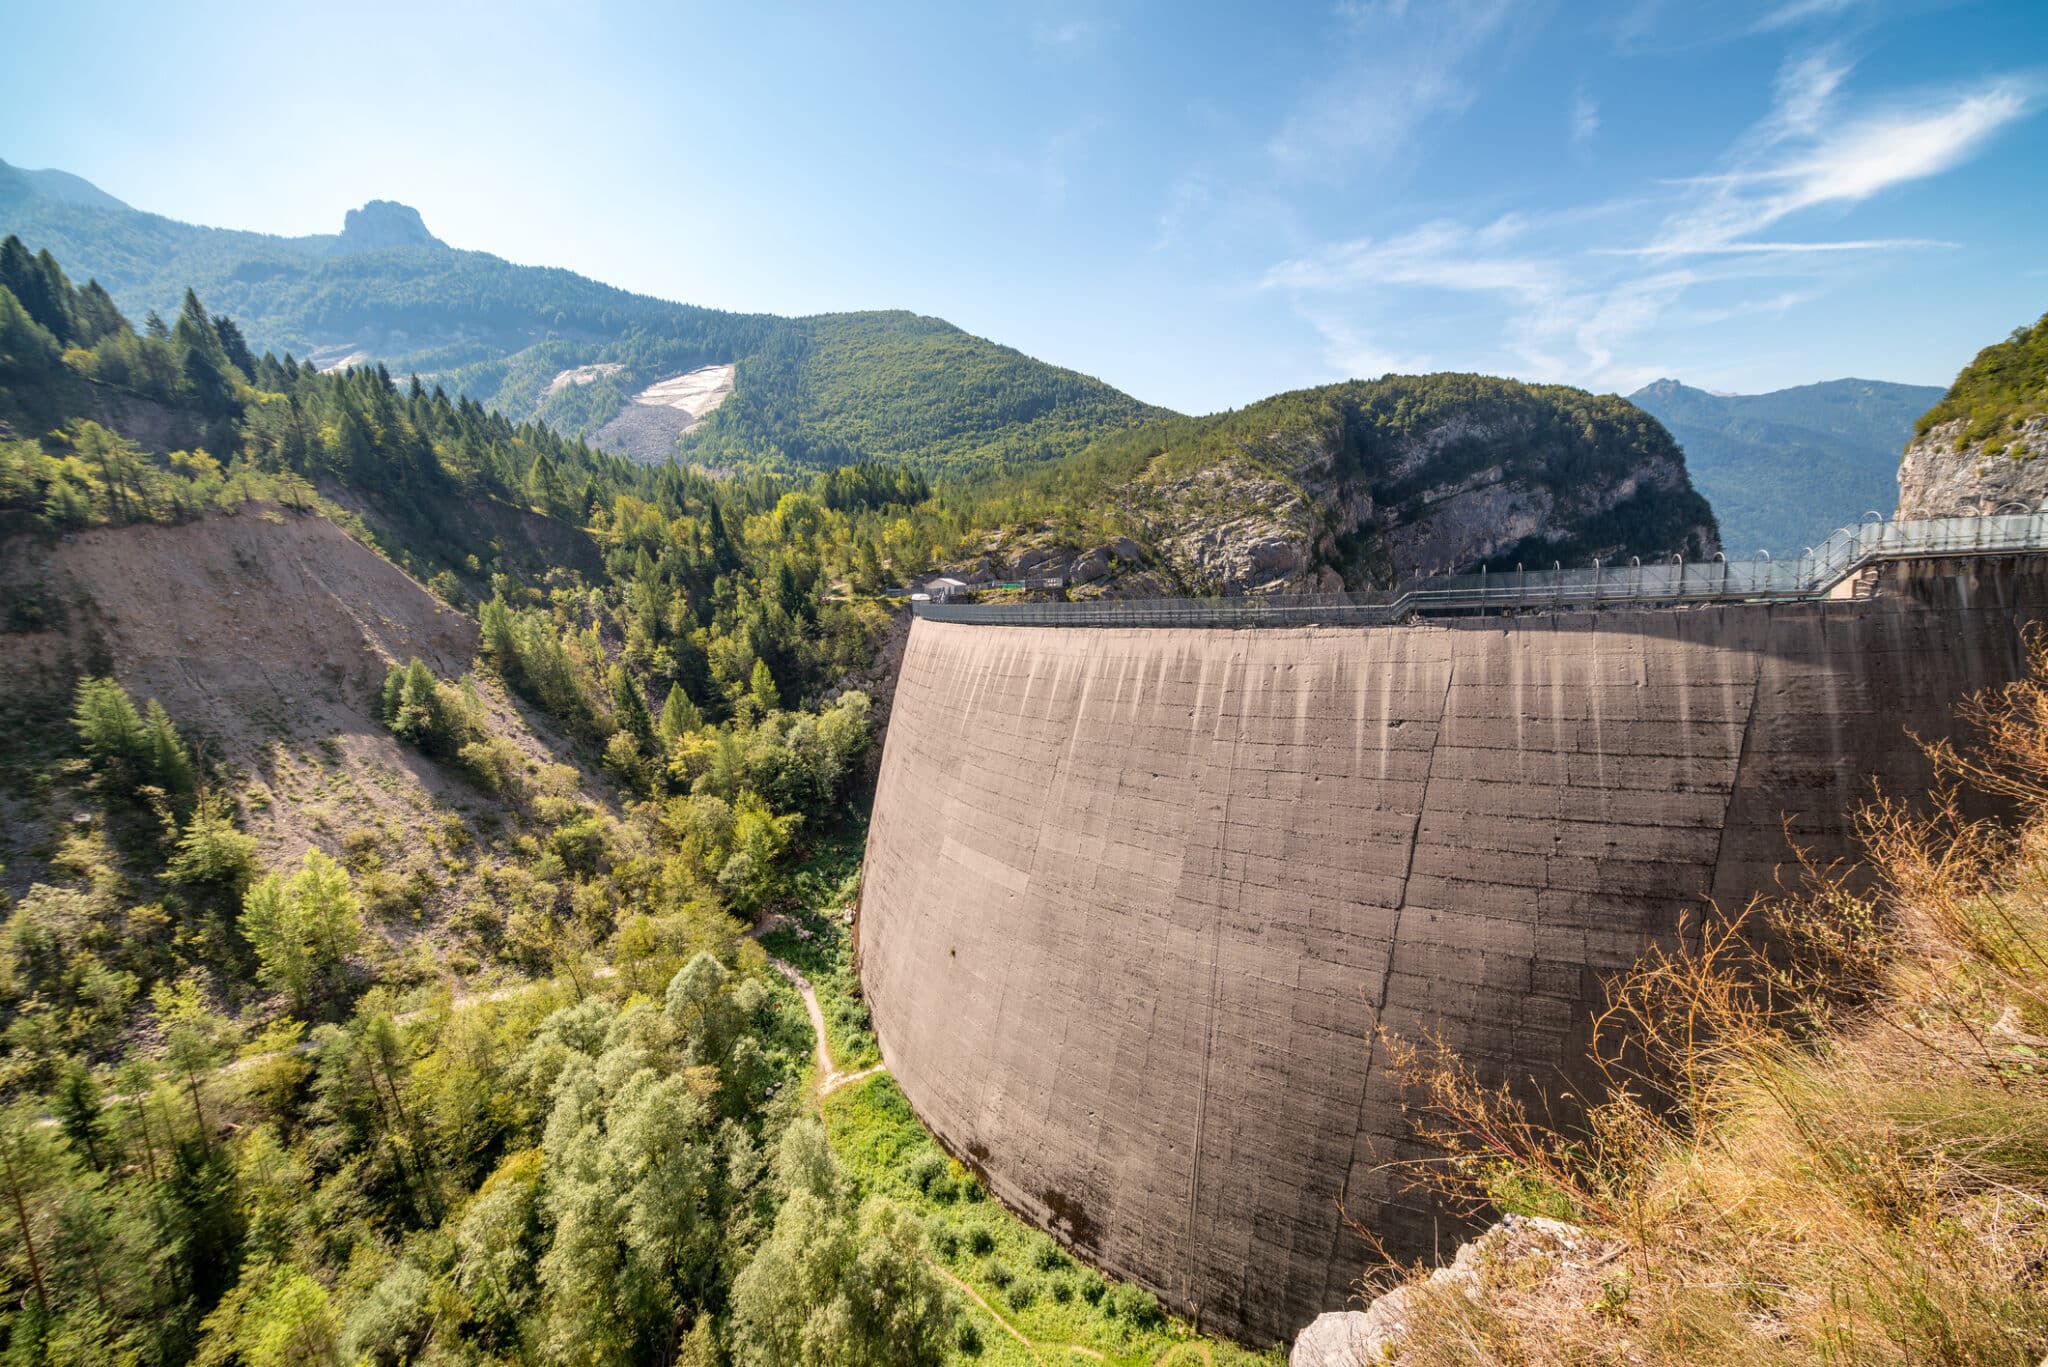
[760,828,1284,1366]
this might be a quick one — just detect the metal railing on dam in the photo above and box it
[912,511,2048,628]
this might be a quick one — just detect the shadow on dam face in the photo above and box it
[856,556,2048,1345]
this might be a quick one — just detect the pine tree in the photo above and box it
[173,289,217,356]
[141,699,194,792]
[749,659,782,714]
[71,677,145,777]
[53,1063,108,1171]
[854,538,884,594]
[75,280,127,343]
[0,236,72,344]
[480,595,517,665]
[211,313,255,378]
[659,683,702,741]
[610,666,655,744]
[143,309,169,340]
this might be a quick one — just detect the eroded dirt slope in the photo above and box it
[2,506,580,869]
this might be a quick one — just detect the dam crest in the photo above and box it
[858,528,2048,1344]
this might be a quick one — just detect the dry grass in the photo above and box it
[1376,632,2048,1366]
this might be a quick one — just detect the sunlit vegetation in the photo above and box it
[1915,310,2048,451]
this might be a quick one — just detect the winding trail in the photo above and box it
[756,948,1208,1366]
[766,956,887,1096]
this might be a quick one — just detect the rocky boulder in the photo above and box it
[1290,1216,1621,1366]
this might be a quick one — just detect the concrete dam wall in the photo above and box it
[856,558,2048,1345]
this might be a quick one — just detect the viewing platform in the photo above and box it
[914,510,2048,628]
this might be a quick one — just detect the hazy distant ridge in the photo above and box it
[1629,377,1943,555]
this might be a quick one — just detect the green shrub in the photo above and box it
[1003,1278,1036,1311]
[966,1226,995,1256]
[908,1151,949,1195]
[1106,1282,1162,1327]
[165,794,257,890]
[985,1261,1012,1289]
[954,1320,983,1356]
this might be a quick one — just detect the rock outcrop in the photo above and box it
[1290,1217,1622,1366]
[1897,415,2048,517]
[943,376,1720,599]
[333,199,443,254]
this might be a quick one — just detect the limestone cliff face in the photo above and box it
[946,376,1720,598]
[1896,415,2048,517]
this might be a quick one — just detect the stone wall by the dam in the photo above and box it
[856,557,2048,1345]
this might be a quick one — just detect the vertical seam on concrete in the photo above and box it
[1329,644,1456,1285]
[1706,626,1768,913]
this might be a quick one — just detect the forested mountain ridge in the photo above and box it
[0,160,1166,476]
[1629,376,1943,554]
[920,373,1720,597]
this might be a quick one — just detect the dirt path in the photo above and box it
[753,935,1208,1366]
[766,957,887,1095]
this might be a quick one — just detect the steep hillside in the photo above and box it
[1897,311,2048,516]
[0,163,1164,476]
[1630,377,1943,554]
[932,374,1718,596]
[2,507,508,872]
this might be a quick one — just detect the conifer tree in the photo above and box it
[749,659,781,714]
[141,699,194,792]
[480,595,517,665]
[610,665,655,744]
[211,313,255,378]
[74,280,126,343]
[659,683,702,741]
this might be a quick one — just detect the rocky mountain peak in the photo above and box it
[335,199,442,253]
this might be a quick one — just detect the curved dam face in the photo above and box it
[857,558,2048,1344]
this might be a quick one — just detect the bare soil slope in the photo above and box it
[1,507,576,869]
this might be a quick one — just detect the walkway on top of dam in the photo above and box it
[913,510,2048,629]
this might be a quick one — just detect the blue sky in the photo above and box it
[4,0,2044,412]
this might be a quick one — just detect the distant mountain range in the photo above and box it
[1,157,1949,545]
[1628,377,1944,555]
[0,158,1163,476]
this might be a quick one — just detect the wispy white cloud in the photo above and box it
[1267,0,1514,173]
[1635,56,2033,256]
[1299,309,1437,379]
[1333,0,1412,25]
[1260,59,2036,390]
[1754,0,1860,33]
[1572,90,1601,145]
[1030,17,1105,50]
